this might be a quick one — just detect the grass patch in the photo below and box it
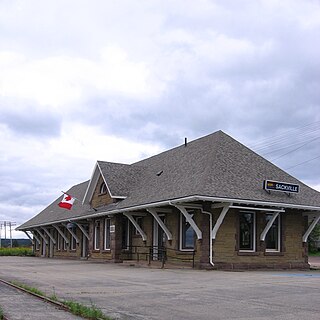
[0,247,34,256]
[309,251,320,257]
[63,300,110,319]
[9,281,111,319]
[0,306,4,320]
[11,281,45,296]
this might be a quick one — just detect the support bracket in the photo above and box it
[30,231,40,244]
[123,213,147,241]
[42,227,56,245]
[303,214,320,243]
[35,228,48,245]
[146,208,173,240]
[260,211,280,241]
[53,224,69,244]
[212,203,232,240]
[172,204,202,240]
[62,223,79,244]
[23,231,34,245]
[74,223,90,240]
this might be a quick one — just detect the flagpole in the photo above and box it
[61,191,79,202]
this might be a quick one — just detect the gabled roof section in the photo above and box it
[113,130,320,209]
[82,161,145,204]
[18,181,93,230]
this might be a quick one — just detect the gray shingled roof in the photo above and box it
[19,131,320,230]
[114,130,320,209]
[97,161,144,197]
[18,181,94,229]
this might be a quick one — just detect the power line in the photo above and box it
[285,154,320,170]
[250,120,320,150]
[270,137,319,162]
[262,137,319,156]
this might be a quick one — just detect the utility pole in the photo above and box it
[0,221,16,248]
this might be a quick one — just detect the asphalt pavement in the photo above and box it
[0,256,320,320]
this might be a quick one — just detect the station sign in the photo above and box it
[264,180,300,194]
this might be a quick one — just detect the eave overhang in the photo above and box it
[17,194,320,231]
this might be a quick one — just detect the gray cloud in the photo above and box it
[0,0,319,236]
[0,98,61,137]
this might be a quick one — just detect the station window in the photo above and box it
[122,217,130,250]
[57,233,61,251]
[35,238,40,251]
[104,218,111,250]
[70,226,77,251]
[265,214,281,252]
[99,182,107,194]
[239,212,256,251]
[63,228,68,251]
[94,220,100,250]
[180,212,196,250]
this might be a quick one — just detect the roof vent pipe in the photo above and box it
[184,137,187,147]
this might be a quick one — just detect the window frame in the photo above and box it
[35,238,40,251]
[179,212,196,251]
[134,217,143,236]
[63,227,68,251]
[57,232,61,251]
[238,211,256,252]
[70,226,77,251]
[94,220,101,251]
[265,214,281,253]
[122,218,130,250]
[104,218,111,251]
[99,182,108,194]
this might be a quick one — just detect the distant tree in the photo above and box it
[12,239,19,247]
[308,224,320,252]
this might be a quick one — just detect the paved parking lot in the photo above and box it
[0,256,320,320]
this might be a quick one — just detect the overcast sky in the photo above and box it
[0,0,319,238]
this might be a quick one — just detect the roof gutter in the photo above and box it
[17,195,320,231]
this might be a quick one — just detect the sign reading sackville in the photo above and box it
[264,180,300,194]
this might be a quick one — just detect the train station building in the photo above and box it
[17,131,320,269]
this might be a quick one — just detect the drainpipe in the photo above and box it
[202,210,214,267]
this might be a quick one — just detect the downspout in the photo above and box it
[202,210,214,267]
[170,200,214,267]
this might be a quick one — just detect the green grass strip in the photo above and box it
[11,281,45,296]
[0,247,34,256]
[309,251,320,256]
[63,300,110,319]
[9,281,111,319]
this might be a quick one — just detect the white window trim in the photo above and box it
[99,182,107,194]
[104,218,111,251]
[94,221,100,250]
[266,215,281,253]
[35,239,40,251]
[57,233,61,251]
[179,212,196,252]
[123,219,130,250]
[63,228,68,251]
[70,227,77,251]
[239,211,256,253]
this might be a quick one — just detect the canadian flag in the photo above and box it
[58,193,75,210]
